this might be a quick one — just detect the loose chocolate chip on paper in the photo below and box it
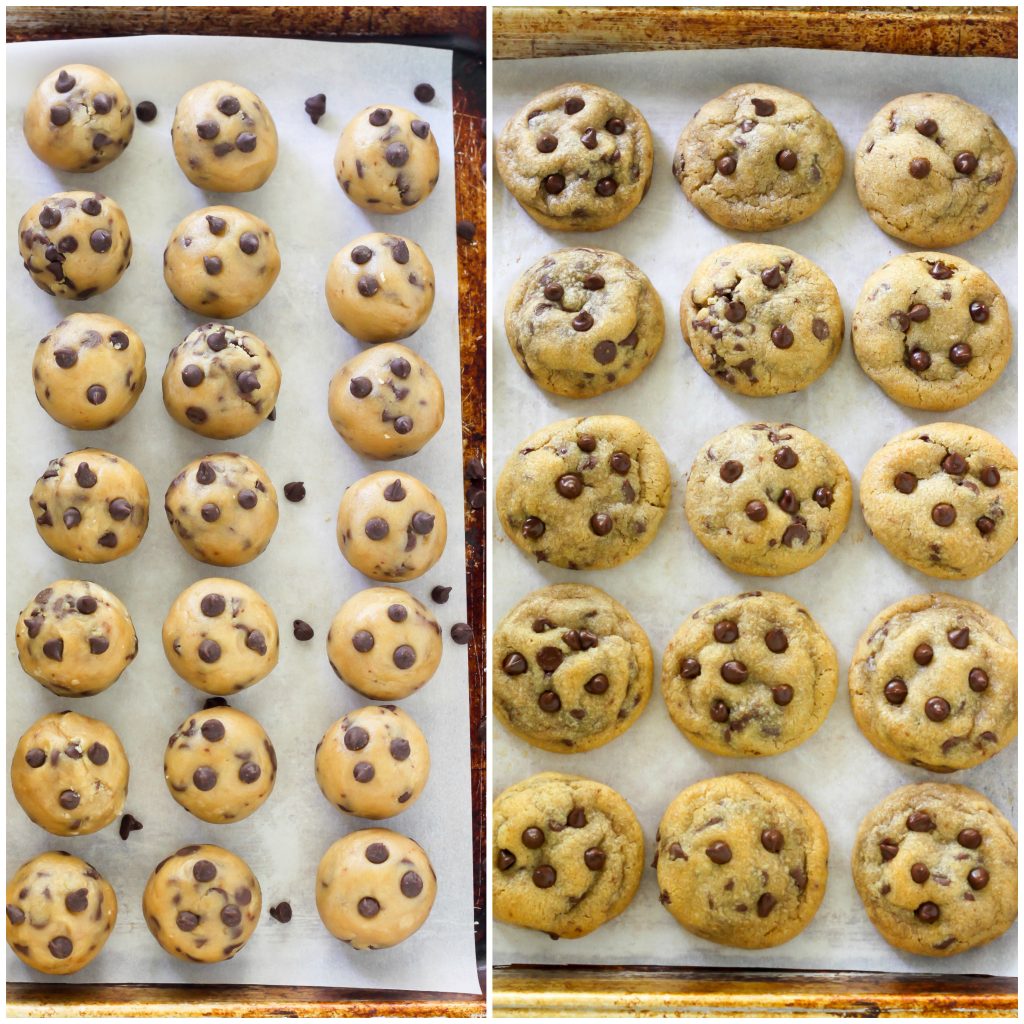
[269,901,293,923]
[293,620,314,641]
[283,481,306,503]
[304,93,327,125]
[118,813,143,840]
[451,623,474,645]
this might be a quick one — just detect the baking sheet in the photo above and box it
[6,35,478,992]
[492,48,1017,976]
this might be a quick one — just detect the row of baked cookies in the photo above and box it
[497,82,1016,247]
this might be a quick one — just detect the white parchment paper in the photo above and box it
[6,35,478,993]
[493,48,1016,976]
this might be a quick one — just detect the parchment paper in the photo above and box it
[493,48,1016,976]
[6,35,478,992]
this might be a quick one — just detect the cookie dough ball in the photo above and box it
[163,206,281,318]
[31,448,149,563]
[681,244,843,397]
[496,415,671,571]
[171,80,278,192]
[6,851,117,975]
[162,322,281,439]
[335,105,439,213]
[315,705,430,819]
[16,579,137,698]
[497,82,654,231]
[162,577,279,695]
[11,711,128,836]
[316,829,436,949]
[685,422,852,577]
[143,844,261,963]
[505,248,664,398]
[852,252,1012,412]
[494,584,653,753]
[855,93,1017,247]
[859,422,1018,580]
[165,453,278,566]
[493,772,644,938]
[336,472,446,582]
[852,783,1017,956]
[326,234,435,342]
[674,83,843,232]
[23,64,133,172]
[657,773,829,948]
[662,591,838,758]
[165,707,277,823]
[850,593,1017,772]
[19,191,132,300]
[328,343,444,460]
[327,587,442,700]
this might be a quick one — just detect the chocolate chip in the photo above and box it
[571,310,594,332]
[915,901,939,923]
[344,726,370,753]
[25,748,46,768]
[941,452,967,475]
[87,742,108,765]
[910,862,930,884]
[48,936,73,959]
[392,643,416,669]
[239,232,259,255]
[580,127,598,149]
[411,511,435,535]
[206,215,227,236]
[884,678,908,705]
[544,173,565,195]
[719,460,743,483]
[497,849,516,870]
[909,157,931,178]
[369,108,391,126]
[590,513,613,536]
[581,672,609,696]
[720,660,748,684]
[907,811,935,832]
[948,627,970,649]
[716,155,737,175]
[914,644,934,666]
[583,848,606,870]
[966,866,989,890]
[412,82,435,104]
[745,500,768,522]
[908,302,930,323]
[353,761,375,783]
[43,637,64,661]
[456,219,476,241]
[502,652,528,676]
[117,813,143,840]
[775,149,797,171]
[591,339,616,365]
[532,865,557,889]
[357,274,379,298]
[358,896,380,917]
[949,342,973,366]
[386,142,409,167]
[401,871,423,898]
[706,841,731,864]
[925,696,950,721]
[555,473,583,499]
[364,517,389,540]
[595,177,617,196]
[451,623,474,645]
[709,699,730,723]
[958,828,982,849]
[764,628,788,654]
[778,488,799,514]
[969,301,989,323]
[772,684,794,706]
[980,466,1001,488]
[760,828,784,853]
[914,117,937,136]
[55,69,76,93]
[352,630,375,655]
[774,446,798,469]
[198,638,221,664]
[771,325,794,349]
[894,472,918,494]
[192,766,217,791]
[954,150,978,174]
[236,132,257,153]
[59,790,80,809]
[203,256,222,275]
[724,300,746,323]
[50,104,71,126]
[538,690,561,713]
[931,503,956,527]
[410,119,430,139]
[967,667,989,693]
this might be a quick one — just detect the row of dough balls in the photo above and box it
[7,829,436,975]
[24,66,440,211]
[30,452,447,579]
[18,579,445,702]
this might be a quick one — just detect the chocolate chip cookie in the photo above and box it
[493,772,645,939]
[504,247,664,398]
[497,82,654,231]
[673,84,843,232]
[852,251,1012,411]
[855,93,1016,247]
[493,584,653,753]
[852,783,1017,956]
[656,773,828,948]
[662,590,838,757]
[496,415,671,570]
[681,243,843,396]
[849,593,1017,772]
[859,422,1017,579]
[685,422,852,576]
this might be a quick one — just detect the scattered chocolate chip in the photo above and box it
[456,219,476,241]
[283,481,305,503]
[304,93,327,124]
[450,623,474,645]
[119,813,143,840]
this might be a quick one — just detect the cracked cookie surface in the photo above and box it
[656,772,828,948]
[859,422,1017,580]
[493,772,644,938]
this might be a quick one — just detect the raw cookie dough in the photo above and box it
[673,83,843,232]
[496,414,671,570]
[23,64,133,172]
[165,453,278,566]
[16,579,137,698]
[31,448,149,563]
[316,829,437,949]
[33,313,146,429]
[171,80,278,192]
[656,773,829,948]
[492,772,644,939]
[325,233,435,342]
[504,247,664,398]
[165,707,277,823]
[855,92,1017,247]
[326,586,442,700]
[162,577,279,695]
[143,844,261,963]
[849,593,1017,772]
[5,851,117,975]
[336,471,446,582]
[315,704,430,819]
[163,205,281,318]
[19,191,131,300]
[493,584,653,753]
[662,590,838,757]
[859,422,1017,580]
[681,243,843,397]
[334,105,439,213]
[685,422,852,577]
[497,82,654,231]
[852,782,1017,956]
[328,342,444,460]
[162,322,281,439]
[851,251,1012,411]
[11,711,128,836]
